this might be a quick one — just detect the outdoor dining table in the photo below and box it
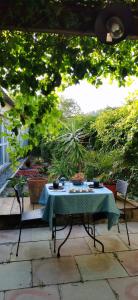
[39,182,120,256]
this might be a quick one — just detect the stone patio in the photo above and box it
[1,194,138,299]
[0,222,138,299]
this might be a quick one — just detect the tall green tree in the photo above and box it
[93,91,138,167]
[59,96,82,119]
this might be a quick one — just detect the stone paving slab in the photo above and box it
[62,225,90,239]
[95,223,118,235]
[108,276,138,300]
[60,280,116,300]
[1,223,138,298]
[96,223,132,235]
[120,233,138,250]
[125,222,138,233]
[21,226,66,242]
[51,237,92,257]
[0,229,18,244]
[21,227,66,242]
[10,197,33,214]
[49,226,67,240]
[11,241,52,261]
[23,197,33,211]
[85,234,129,253]
[5,286,60,300]
[32,257,81,285]
[75,253,128,281]
[0,198,14,215]
[0,227,51,244]
[0,293,4,300]
[20,227,52,242]
[10,199,20,214]
[10,197,32,213]
[0,261,31,291]
[117,250,138,276]
[0,244,12,263]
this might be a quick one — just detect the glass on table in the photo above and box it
[59,177,66,186]
[64,181,72,191]
[83,181,88,189]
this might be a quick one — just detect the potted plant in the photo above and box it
[27,165,48,204]
[99,172,117,197]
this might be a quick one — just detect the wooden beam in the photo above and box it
[0,1,137,38]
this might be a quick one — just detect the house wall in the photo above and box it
[0,102,11,168]
[0,108,13,190]
[0,122,10,167]
[0,92,28,191]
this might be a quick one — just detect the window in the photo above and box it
[0,122,9,166]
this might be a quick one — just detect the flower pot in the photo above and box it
[28,177,48,204]
[103,183,117,197]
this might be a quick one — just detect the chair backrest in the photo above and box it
[14,184,24,214]
[116,179,128,199]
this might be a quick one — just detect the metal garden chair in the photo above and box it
[14,184,45,256]
[116,179,131,245]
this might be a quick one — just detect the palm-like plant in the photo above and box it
[49,122,89,178]
[58,123,88,166]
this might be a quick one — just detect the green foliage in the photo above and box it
[40,141,56,162]
[40,92,138,191]
[39,166,48,176]
[93,95,138,157]
[84,149,123,181]
[47,157,75,180]
[0,29,137,165]
[56,123,88,165]
[8,175,27,188]
[82,94,138,191]
[59,96,82,119]
[47,121,89,178]
[128,169,138,197]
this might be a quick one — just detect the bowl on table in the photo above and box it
[71,180,84,186]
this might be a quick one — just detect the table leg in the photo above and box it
[82,219,104,253]
[87,214,93,235]
[57,215,73,257]
[52,220,69,240]
[55,214,104,257]
[53,216,70,252]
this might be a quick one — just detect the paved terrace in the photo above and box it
[0,197,40,217]
[1,207,138,300]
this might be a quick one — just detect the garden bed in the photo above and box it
[0,158,49,198]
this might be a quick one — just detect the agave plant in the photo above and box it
[58,123,88,165]
[48,122,89,178]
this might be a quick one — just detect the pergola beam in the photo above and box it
[0,1,138,40]
[0,1,95,33]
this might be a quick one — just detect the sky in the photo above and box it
[62,78,138,114]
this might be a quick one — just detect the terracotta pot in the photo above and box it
[28,177,48,204]
[103,183,117,197]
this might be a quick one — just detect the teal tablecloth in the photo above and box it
[39,183,120,230]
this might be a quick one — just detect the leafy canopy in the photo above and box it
[0,30,138,162]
